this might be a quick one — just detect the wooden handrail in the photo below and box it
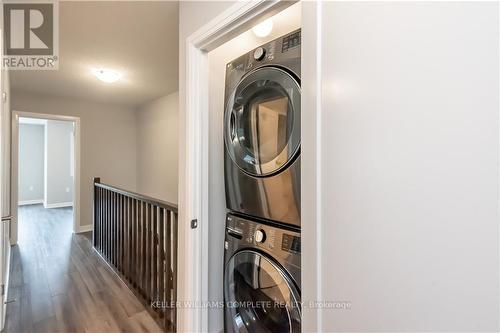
[94,180,178,213]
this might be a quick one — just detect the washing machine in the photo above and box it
[224,29,301,228]
[223,213,301,333]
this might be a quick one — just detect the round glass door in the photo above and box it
[225,67,301,176]
[224,250,301,333]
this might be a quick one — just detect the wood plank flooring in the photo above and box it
[5,204,163,333]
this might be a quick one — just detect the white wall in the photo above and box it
[18,124,44,203]
[316,2,499,331]
[12,90,137,228]
[206,4,301,331]
[44,120,74,207]
[136,92,178,204]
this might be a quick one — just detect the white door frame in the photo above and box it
[0,26,9,332]
[180,0,322,331]
[11,111,81,244]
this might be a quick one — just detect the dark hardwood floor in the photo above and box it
[5,204,163,333]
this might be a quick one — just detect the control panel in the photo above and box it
[225,214,300,255]
[225,29,301,89]
[282,30,301,53]
[281,233,301,253]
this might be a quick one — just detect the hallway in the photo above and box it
[5,205,162,333]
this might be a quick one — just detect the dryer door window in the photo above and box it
[224,250,301,333]
[225,67,301,176]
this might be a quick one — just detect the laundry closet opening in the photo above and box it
[205,3,301,332]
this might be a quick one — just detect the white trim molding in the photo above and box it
[43,201,73,209]
[18,199,43,206]
[301,1,323,332]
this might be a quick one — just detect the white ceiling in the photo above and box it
[10,1,179,108]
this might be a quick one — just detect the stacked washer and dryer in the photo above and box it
[223,29,302,333]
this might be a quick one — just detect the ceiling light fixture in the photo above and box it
[252,18,273,38]
[92,68,122,83]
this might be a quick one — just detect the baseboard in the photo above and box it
[18,199,43,206]
[76,224,93,233]
[44,202,73,209]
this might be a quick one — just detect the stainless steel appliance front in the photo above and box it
[224,29,301,227]
[223,213,301,333]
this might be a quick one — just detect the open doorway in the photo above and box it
[181,1,302,331]
[11,112,80,244]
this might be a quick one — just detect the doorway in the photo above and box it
[11,112,81,244]
[180,1,315,331]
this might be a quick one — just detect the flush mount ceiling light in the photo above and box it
[252,18,273,38]
[92,68,122,83]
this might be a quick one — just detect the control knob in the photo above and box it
[253,47,266,61]
[254,229,266,243]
